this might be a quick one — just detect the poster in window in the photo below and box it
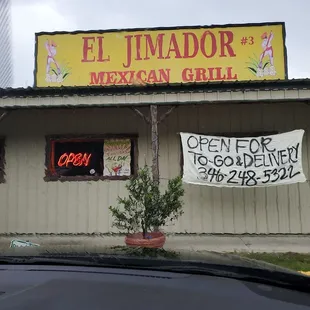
[103,139,131,176]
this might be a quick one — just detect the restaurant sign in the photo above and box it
[34,22,287,87]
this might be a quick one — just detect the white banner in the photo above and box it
[180,130,306,188]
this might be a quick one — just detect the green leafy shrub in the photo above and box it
[109,166,184,238]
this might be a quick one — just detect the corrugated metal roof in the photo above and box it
[1,79,310,99]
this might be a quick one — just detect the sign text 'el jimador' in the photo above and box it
[35,23,287,87]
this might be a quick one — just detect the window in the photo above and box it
[0,138,5,183]
[45,135,138,181]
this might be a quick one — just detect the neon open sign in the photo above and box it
[57,152,92,167]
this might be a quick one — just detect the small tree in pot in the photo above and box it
[109,166,184,248]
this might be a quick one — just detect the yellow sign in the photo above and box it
[34,22,287,87]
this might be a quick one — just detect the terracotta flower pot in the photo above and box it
[125,231,166,248]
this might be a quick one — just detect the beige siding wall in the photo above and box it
[0,102,310,234]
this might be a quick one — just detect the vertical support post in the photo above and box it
[150,105,159,185]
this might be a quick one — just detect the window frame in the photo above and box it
[45,134,139,182]
[179,131,278,176]
[0,137,5,183]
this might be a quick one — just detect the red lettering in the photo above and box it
[136,70,147,82]
[181,67,237,82]
[208,67,215,81]
[57,153,92,167]
[219,31,236,57]
[122,31,237,72]
[227,67,238,80]
[89,69,169,85]
[158,69,170,83]
[73,153,82,166]
[105,71,118,84]
[144,34,164,60]
[200,31,217,58]
[81,37,95,62]
[123,31,237,67]
[57,153,67,167]
[147,70,159,83]
[194,68,208,82]
[128,71,135,84]
[97,36,110,62]
[123,35,133,68]
[135,34,143,60]
[183,32,199,58]
[90,72,104,85]
[165,34,182,59]
[118,71,130,84]
[182,68,194,82]
[214,67,226,80]
[66,153,75,166]
[82,153,92,166]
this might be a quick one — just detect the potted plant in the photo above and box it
[109,166,184,248]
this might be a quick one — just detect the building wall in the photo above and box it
[0,102,310,234]
[0,0,13,88]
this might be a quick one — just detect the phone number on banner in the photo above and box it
[198,165,301,186]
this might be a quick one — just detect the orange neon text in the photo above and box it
[57,153,92,167]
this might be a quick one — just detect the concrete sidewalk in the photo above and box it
[0,235,309,253]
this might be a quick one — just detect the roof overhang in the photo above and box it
[1,79,310,109]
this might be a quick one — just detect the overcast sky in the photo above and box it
[11,0,310,87]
